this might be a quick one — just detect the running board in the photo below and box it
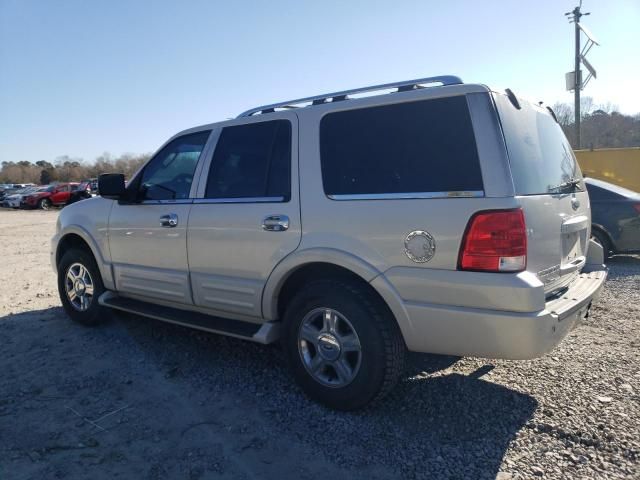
[98,291,280,344]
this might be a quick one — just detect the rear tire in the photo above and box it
[283,279,405,410]
[591,229,612,259]
[57,248,109,326]
[38,198,51,210]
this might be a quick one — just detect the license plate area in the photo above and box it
[562,231,583,265]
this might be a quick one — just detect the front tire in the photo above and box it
[57,248,108,326]
[283,279,405,410]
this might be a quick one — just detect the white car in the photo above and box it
[2,187,35,208]
[2,186,46,208]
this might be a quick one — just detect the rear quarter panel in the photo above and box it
[295,86,516,275]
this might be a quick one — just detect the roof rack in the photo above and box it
[237,75,463,117]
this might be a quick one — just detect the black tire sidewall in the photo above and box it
[39,198,51,210]
[592,229,611,258]
[57,248,106,325]
[283,280,393,410]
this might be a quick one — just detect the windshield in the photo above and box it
[494,93,584,195]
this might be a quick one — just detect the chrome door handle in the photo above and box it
[159,213,178,227]
[262,215,289,232]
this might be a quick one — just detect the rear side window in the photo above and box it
[320,96,483,197]
[494,94,584,196]
[205,120,291,200]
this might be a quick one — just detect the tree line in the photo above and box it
[0,152,151,185]
[551,97,640,149]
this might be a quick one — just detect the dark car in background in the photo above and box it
[585,178,640,258]
[65,181,93,205]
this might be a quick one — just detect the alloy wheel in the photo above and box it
[65,262,95,311]
[298,307,362,388]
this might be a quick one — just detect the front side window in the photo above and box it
[139,130,211,200]
[320,96,483,197]
[205,120,291,200]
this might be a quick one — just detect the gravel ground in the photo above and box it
[0,208,638,479]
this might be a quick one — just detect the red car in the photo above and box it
[23,183,80,210]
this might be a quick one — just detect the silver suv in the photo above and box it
[52,75,607,410]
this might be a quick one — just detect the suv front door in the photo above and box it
[187,113,301,319]
[108,130,212,305]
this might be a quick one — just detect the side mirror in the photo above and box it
[98,173,126,199]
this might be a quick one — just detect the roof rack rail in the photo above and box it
[237,75,463,117]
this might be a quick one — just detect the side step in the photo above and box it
[98,292,280,344]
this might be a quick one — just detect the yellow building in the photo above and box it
[575,147,640,193]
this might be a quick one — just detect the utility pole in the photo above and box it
[565,2,598,149]
[573,5,582,148]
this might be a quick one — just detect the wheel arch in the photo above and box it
[55,227,114,290]
[591,223,616,252]
[262,248,412,342]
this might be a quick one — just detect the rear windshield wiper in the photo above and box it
[548,177,583,193]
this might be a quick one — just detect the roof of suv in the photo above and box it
[171,75,496,144]
[237,75,467,117]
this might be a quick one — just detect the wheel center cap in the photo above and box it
[317,333,341,361]
[74,279,86,295]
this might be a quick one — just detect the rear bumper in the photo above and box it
[384,267,607,359]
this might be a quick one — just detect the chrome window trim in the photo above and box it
[139,199,194,205]
[327,191,484,201]
[193,196,285,204]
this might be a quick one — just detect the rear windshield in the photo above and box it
[494,93,583,195]
[320,96,483,197]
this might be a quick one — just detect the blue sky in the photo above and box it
[1,0,638,163]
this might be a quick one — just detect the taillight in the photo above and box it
[633,203,640,214]
[459,209,527,272]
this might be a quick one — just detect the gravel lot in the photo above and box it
[0,209,638,479]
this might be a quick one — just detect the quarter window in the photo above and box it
[320,96,483,197]
[205,120,291,201]
[139,130,211,201]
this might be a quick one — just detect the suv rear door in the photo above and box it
[494,93,590,294]
[187,113,301,319]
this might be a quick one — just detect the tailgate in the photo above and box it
[494,92,592,295]
[518,191,591,294]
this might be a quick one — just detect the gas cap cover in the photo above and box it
[404,230,436,263]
